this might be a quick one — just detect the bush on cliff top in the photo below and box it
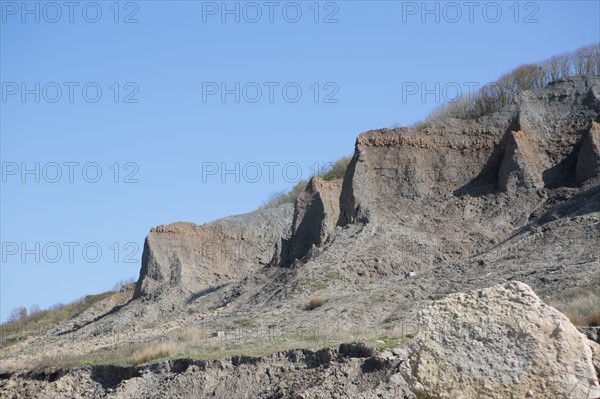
[415,43,600,126]
[261,156,351,209]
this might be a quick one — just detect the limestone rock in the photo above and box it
[401,281,600,399]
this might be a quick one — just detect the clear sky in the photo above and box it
[1,0,599,321]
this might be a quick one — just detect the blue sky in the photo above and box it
[1,0,599,321]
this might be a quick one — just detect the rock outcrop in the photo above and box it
[134,204,294,301]
[401,281,600,399]
[282,176,342,265]
[497,130,546,192]
[133,78,600,305]
[577,122,600,182]
[333,77,599,278]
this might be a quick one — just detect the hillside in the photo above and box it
[1,76,599,398]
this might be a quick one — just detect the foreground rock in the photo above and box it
[401,281,600,399]
[0,344,416,399]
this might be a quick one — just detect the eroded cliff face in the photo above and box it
[344,88,599,215]
[126,78,600,312]
[130,78,600,311]
[134,204,295,301]
[131,78,599,305]
[282,176,342,266]
[577,122,600,182]
[334,77,600,277]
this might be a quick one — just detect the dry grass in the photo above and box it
[549,290,600,327]
[177,327,206,342]
[587,308,600,326]
[130,342,177,365]
[306,296,326,311]
[1,341,178,371]
[0,358,30,371]
[0,321,393,372]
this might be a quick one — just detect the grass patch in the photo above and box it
[233,318,255,328]
[299,278,328,291]
[372,336,403,352]
[547,282,600,327]
[1,291,116,349]
[38,292,115,325]
[130,342,176,365]
[177,327,206,342]
[1,324,349,371]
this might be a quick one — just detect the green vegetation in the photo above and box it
[2,323,349,370]
[261,178,309,209]
[372,336,408,352]
[261,156,352,209]
[299,277,328,291]
[130,342,177,366]
[0,280,136,350]
[416,43,600,126]
[233,317,256,328]
[3,277,135,326]
[4,291,114,327]
[1,292,115,349]
[320,156,352,181]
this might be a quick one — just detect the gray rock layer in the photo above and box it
[134,204,294,301]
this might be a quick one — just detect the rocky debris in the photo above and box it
[0,345,416,399]
[400,281,600,399]
[2,283,597,399]
[580,327,600,344]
